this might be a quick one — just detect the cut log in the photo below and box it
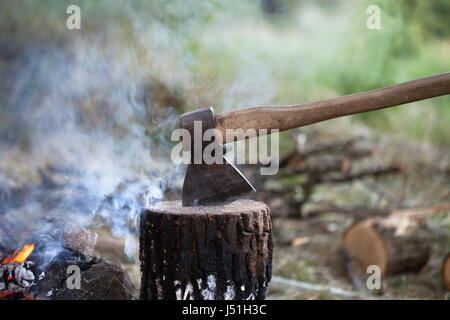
[139,200,273,300]
[342,215,430,276]
[443,254,450,291]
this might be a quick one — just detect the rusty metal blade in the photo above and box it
[182,158,255,206]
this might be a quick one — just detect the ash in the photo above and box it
[0,261,35,293]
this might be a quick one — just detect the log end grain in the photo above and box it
[147,199,268,216]
[342,219,389,275]
[342,217,430,276]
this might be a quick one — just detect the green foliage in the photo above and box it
[1,0,449,145]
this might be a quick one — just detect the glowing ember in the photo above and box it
[0,291,34,300]
[1,244,35,264]
[0,292,12,299]
[1,244,36,300]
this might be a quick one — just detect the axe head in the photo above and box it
[179,107,255,206]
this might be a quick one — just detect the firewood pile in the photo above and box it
[255,135,401,218]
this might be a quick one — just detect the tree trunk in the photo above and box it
[342,216,430,276]
[139,199,273,300]
[443,253,450,291]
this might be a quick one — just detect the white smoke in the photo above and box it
[1,32,183,261]
[0,0,280,262]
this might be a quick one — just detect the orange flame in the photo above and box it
[0,292,34,300]
[1,244,35,264]
[0,292,13,299]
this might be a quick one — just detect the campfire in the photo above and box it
[0,216,136,300]
[0,243,35,300]
[2,243,35,264]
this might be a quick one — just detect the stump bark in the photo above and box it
[342,216,430,276]
[139,200,273,300]
[443,254,450,291]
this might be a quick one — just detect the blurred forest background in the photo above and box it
[0,0,449,299]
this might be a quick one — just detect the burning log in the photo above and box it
[0,243,35,299]
[139,200,273,300]
[342,215,430,277]
[0,218,135,300]
[443,254,450,291]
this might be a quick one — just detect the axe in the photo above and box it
[179,72,450,206]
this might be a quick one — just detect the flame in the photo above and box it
[0,244,35,300]
[0,292,34,300]
[1,244,35,264]
[0,292,13,299]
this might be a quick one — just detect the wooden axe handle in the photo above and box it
[215,72,450,143]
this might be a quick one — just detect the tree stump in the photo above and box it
[139,200,273,300]
[342,216,430,276]
[443,254,450,291]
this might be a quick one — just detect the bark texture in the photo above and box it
[140,200,273,300]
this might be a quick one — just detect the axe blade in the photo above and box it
[182,157,255,206]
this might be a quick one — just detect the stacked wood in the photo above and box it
[255,136,401,218]
[139,200,273,300]
[443,254,450,291]
[342,214,430,276]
